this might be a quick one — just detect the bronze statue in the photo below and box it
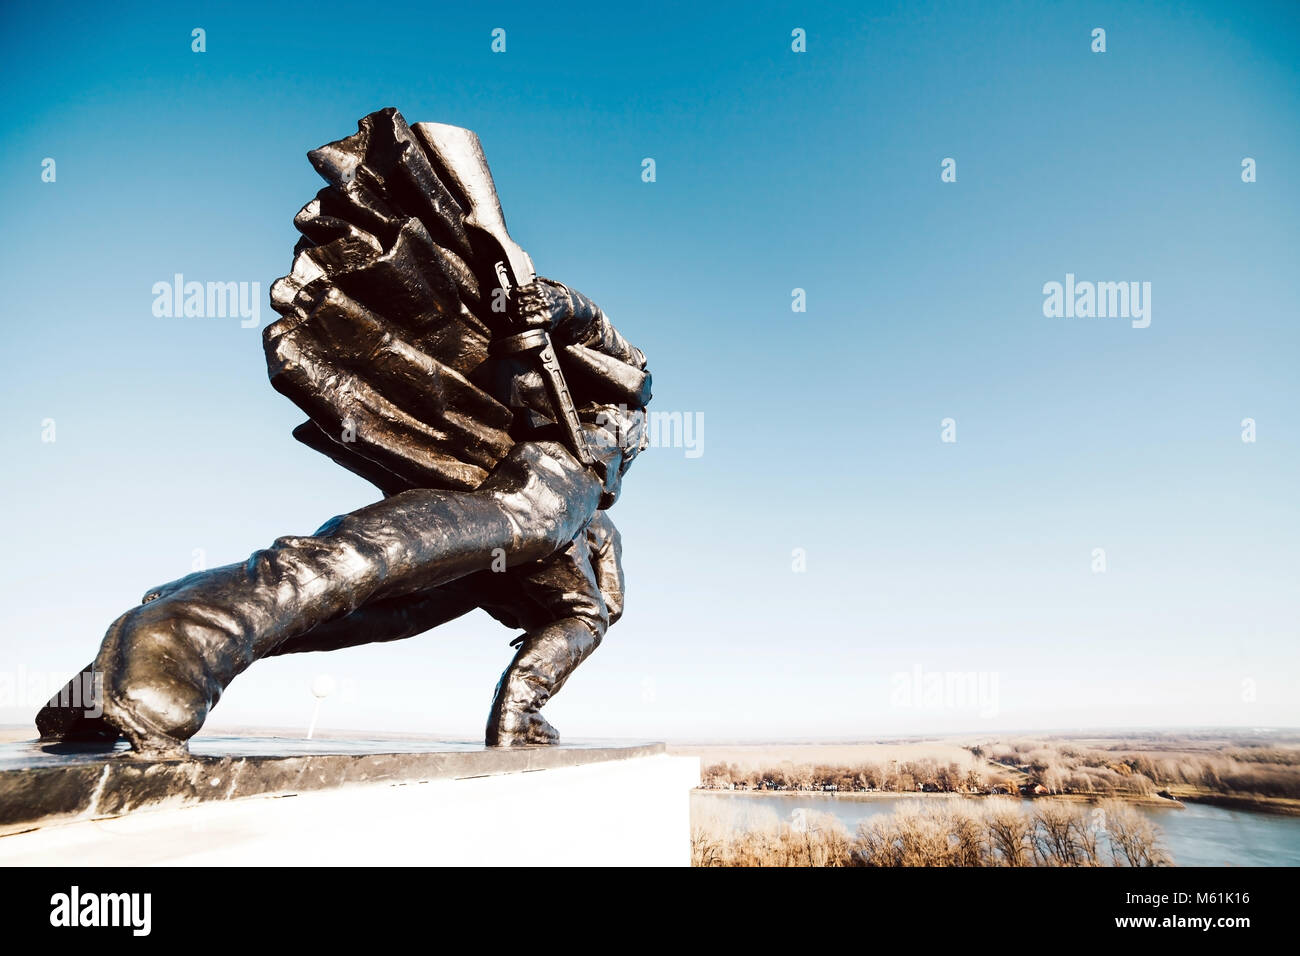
[36,108,651,756]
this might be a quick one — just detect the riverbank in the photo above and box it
[1166,787,1300,817]
[672,731,1300,819]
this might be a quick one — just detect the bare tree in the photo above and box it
[986,799,1034,866]
[1031,801,1096,865]
[1099,799,1172,867]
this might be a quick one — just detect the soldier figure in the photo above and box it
[37,110,651,755]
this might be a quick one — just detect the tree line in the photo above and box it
[692,798,1171,867]
[702,759,1013,795]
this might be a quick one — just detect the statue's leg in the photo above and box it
[34,584,486,745]
[265,581,485,657]
[485,513,623,746]
[38,441,603,755]
[485,620,602,746]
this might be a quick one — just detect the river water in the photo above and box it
[693,791,1300,866]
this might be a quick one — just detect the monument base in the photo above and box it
[0,737,699,866]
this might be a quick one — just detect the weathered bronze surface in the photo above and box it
[36,109,651,757]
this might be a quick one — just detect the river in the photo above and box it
[692,790,1300,866]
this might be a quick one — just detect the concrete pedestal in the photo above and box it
[0,737,700,866]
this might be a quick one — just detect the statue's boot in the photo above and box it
[40,441,604,756]
[485,619,602,747]
[35,663,120,744]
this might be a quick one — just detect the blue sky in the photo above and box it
[1,0,1297,740]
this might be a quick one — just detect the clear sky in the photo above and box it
[1,1,1297,740]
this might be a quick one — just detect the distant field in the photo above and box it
[672,730,1300,814]
[670,731,1300,768]
[669,739,992,772]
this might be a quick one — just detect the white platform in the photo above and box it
[0,753,700,866]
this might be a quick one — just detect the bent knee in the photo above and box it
[492,490,587,561]
[574,595,611,639]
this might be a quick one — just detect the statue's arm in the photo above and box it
[515,278,646,369]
